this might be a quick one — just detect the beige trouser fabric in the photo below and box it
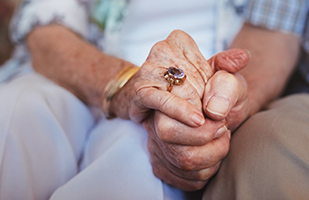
[203,94,309,200]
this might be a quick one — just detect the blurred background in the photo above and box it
[0,0,19,65]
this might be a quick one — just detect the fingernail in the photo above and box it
[214,126,227,139]
[206,96,230,117]
[245,49,251,58]
[192,113,205,126]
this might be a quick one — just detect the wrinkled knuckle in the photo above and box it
[156,123,174,142]
[169,29,190,40]
[184,86,199,100]
[185,88,201,106]
[150,41,166,54]
[167,30,194,47]
[179,93,199,115]
[170,29,186,36]
[160,95,176,111]
[198,130,213,144]
[177,150,197,171]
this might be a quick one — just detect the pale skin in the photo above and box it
[27,22,300,191]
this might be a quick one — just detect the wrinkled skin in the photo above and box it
[114,30,251,191]
[116,30,250,128]
[27,24,296,191]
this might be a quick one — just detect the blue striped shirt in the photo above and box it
[244,0,309,92]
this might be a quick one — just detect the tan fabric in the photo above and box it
[203,94,309,200]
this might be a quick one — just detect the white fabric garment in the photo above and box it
[105,0,218,64]
[0,0,245,83]
[0,0,245,199]
[0,74,95,199]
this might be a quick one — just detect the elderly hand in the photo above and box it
[144,111,231,191]
[111,30,209,125]
[144,70,250,191]
[115,30,249,191]
[111,30,249,127]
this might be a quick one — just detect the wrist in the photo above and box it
[102,65,139,119]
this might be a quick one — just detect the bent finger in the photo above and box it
[153,111,226,145]
[150,151,208,191]
[160,131,231,171]
[148,137,222,181]
[136,87,205,127]
[208,48,250,73]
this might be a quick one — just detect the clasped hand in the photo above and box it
[116,30,251,191]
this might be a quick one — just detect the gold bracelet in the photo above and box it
[102,66,139,119]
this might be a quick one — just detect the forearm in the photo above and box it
[27,25,136,112]
[230,23,301,115]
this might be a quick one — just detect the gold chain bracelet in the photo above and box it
[102,66,139,119]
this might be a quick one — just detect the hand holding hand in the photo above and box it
[111,30,209,126]
[133,30,250,190]
[204,52,251,130]
[111,30,250,129]
[144,111,231,191]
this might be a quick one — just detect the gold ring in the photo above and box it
[164,67,186,92]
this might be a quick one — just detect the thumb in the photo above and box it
[203,70,247,121]
[208,48,250,73]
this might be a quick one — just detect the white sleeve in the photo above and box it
[10,0,90,44]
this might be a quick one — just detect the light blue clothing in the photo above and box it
[244,0,308,37]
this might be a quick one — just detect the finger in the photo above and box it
[157,130,231,171]
[203,70,247,120]
[208,48,250,73]
[148,137,222,181]
[166,30,212,83]
[150,150,208,191]
[135,87,205,127]
[152,111,227,145]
